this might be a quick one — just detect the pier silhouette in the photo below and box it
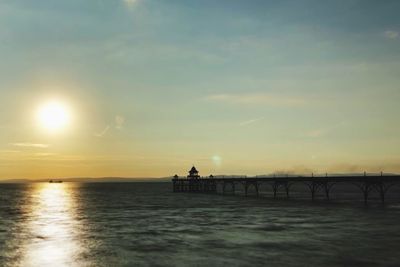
[172,167,400,204]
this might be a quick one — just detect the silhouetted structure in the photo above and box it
[172,170,400,204]
[188,166,200,179]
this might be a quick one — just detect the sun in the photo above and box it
[37,101,71,132]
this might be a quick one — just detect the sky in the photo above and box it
[0,0,400,179]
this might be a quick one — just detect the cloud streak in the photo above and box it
[34,153,57,157]
[206,93,305,107]
[305,122,346,138]
[306,128,329,138]
[95,125,110,137]
[123,0,138,8]
[0,150,20,153]
[384,30,399,39]
[11,143,49,148]
[115,115,125,130]
[94,115,126,137]
[239,117,264,126]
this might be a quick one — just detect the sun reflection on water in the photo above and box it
[22,183,81,267]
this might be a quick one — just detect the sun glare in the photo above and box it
[37,101,71,132]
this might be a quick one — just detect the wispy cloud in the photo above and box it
[115,115,125,130]
[94,115,126,137]
[0,150,20,153]
[239,117,264,126]
[306,128,329,138]
[206,93,305,107]
[34,153,57,157]
[95,125,110,137]
[384,30,399,39]
[305,122,346,138]
[11,143,49,148]
[123,0,138,8]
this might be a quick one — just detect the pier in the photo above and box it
[172,167,400,203]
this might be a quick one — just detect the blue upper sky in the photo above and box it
[0,0,400,178]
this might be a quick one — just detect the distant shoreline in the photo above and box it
[0,178,172,183]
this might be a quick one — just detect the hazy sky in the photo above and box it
[1,0,400,179]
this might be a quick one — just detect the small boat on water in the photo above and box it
[49,179,63,183]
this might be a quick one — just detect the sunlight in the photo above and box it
[212,155,222,166]
[36,101,71,132]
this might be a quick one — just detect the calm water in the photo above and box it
[1,182,400,267]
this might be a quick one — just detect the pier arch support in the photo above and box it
[242,180,259,197]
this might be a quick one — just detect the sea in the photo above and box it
[1,182,400,267]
